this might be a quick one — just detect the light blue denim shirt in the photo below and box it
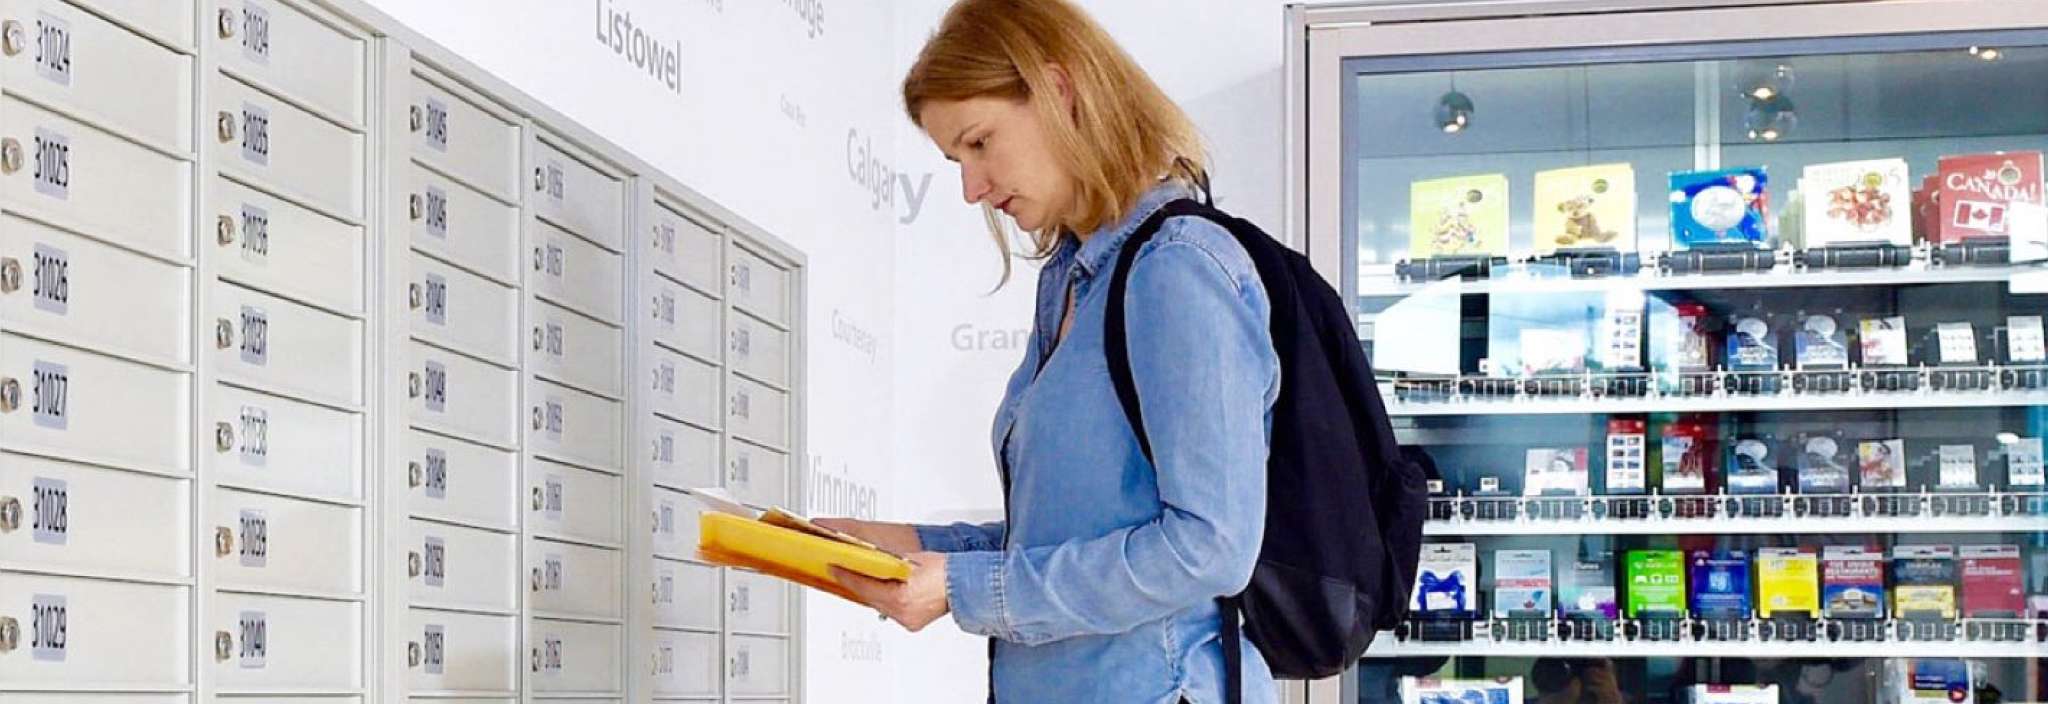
[916,183,1281,704]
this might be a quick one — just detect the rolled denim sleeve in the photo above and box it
[947,237,1277,645]
[913,521,1006,553]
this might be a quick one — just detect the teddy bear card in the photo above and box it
[1533,163,1637,254]
[1408,174,1510,259]
[1800,158,1912,247]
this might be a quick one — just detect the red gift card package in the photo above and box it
[1937,151,2045,243]
[1961,544,2024,617]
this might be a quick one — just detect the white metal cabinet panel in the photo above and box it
[0,213,190,367]
[209,74,364,221]
[727,309,789,387]
[0,332,189,473]
[648,487,702,561]
[406,608,516,694]
[725,634,789,697]
[210,280,363,408]
[724,440,789,510]
[405,342,517,449]
[526,457,621,546]
[208,487,361,596]
[724,569,789,636]
[648,347,717,429]
[725,375,788,449]
[646,414,718,492]
[526,379,621,472]
[530,220,621,324]
[646,201,720,294]
[0,0,192,153]
[404,430,516,531]
[69,0,193,50]
[207,592,361,690]
[526,538,621,621]
[8,695,187,704]
[528,298,621,399]
[530,139,622,251]
[0,573,188,686]
[649,629,720,698]
[206,384,361,503]
[650,557,719,631]
[645,273,719,363]
[210,177,364,317]
[726,245,787,327]
[527,619,621,693]
[210,0,364,125]
[408,73,516,201]
[0,453,188,579]
[408,251,516,367]
[407,519,515,614]
[408,166,518,285]
[0,95,192,263]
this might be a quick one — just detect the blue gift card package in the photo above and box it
[1691,550,1752,618]
[1670,167,1771,248]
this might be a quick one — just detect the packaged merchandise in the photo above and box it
[1534,163,1637,253]
[1892,545,1958,620]
[1725,437,1782,495]
[1411,174,1511,258]
[1524,447,1590,496]
[1793,313,1850,369]
[1400,677,1524,704]
[1724,315,1780,374]
[1937,444,1979,490]
[1626,549,1687,617]
[1518,326,1590,376]
[1959,544,2023,617]
[1936,150,2045,243]
[1935,322,1981,365]
[2008,437,2045,488]
[1756,547,1820,619]
[1802,158,1912,247]
[2030,550,2048,617]
[1689,684,1779,704]
[1651,302,1715,393]
[1913,174,1941,243]
[1689,550,1752,618]
[1561,554,1619,619]
[1795,433,1851,494]
[1492,549,1554,618]
[1605,418,1648,495]
[1858,438,1908,490]
[1885,659,1972,704]
[1598,293,1645,371]
[1412,543,1479,618]
[1670,166,1771,248]
[1659,417,1715,494]
[1822,545,1887,619]
[1860,316,1910,366]
[2006,315,2046,364]
[1488,292,1601,378]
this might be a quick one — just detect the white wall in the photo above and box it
[365,0,1301,701]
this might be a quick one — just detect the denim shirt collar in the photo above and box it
[1063,182,1195,280]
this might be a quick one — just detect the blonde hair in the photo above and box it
[902,0,1207,284]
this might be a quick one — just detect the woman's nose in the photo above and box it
[960,164,992,205]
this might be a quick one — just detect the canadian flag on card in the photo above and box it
[1936,151,2045,243]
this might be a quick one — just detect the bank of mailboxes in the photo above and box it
[1,0,804,702]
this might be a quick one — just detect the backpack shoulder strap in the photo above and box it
[1102,197,1247,704]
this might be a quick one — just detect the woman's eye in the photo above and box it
[970,137,987,150]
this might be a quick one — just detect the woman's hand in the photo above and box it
[812,517,923,555]
[832,552,950,632]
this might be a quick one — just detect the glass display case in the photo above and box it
[1287,2,2048,703]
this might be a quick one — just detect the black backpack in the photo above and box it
[1105,198,1428,702]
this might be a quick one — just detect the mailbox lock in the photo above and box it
[217,111,237,143]
[408,193,424,220]
[533,326,545,351]
[0,138,22,174]
[215,526,235,557]
[0,377,20,413]
[530,567,542,592]
[216,422,236,453]
[531,486,544,511]
[407,641,422,667]
[0,257,19,293]
[0,616,17,652]
[216,318,235,349]
[531,646,541,672]
[408,372,422,399]
[2,21,26,56]
[409,105,424,133]
[216,8,236,38]
[407,461,424,488]
[215,631,234,661]
[531,406,544,431]
[217,215,238,246]
[0,496,20,532]
[407,551,422,578]
[533,167,546,192]
[408,283,424,310]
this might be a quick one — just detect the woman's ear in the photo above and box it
[1046,63,1076,118]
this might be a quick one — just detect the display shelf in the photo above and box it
[1424,508,2040,537]
[1384,385,2048,417]
[1365,632,2048,659]
[1358,260,2040,299]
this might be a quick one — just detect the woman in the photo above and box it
[818,0,1280,701]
